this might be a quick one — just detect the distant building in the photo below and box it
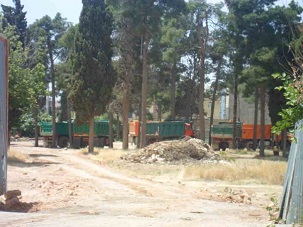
[204,98,221,119]
[228,93,271,124]
[204,90,229,120]
[45,96,61,115]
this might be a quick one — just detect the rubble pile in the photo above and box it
[122,137,221,163]
[0,190,37,212]
[218,187,252,205]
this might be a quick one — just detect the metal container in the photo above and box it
[73,120,109,136]
[146,121,185,138]
[211,122,242,139]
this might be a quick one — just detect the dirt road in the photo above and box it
[0,141,278,227]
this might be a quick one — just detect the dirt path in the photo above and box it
[0,141,276,227]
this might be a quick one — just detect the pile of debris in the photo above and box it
[218,187,252,205]
[122,137,221,163]
[0,190,37,212]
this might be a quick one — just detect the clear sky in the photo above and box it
[0,0,296,25]
[1,0,82,25]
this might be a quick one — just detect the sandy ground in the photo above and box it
[0,140,282,227]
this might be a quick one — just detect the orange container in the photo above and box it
[242,124,272,140]
[129,120,139,137]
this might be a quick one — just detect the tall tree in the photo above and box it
[0,21,47,141]
[57,25,78,146]
[205,3,228,145]
[69,0,116,153]
[109,0,185,148]
[27,13,70,148]
[226,0,302,155]
[140,0,185,147]
[160,16,186,120]
[196,1,209,141]
[108,1,142,149]
[1,0,27,47]
[27,63,47,147]
[1,22,28,133]
[187,1,223,141]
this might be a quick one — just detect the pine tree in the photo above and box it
[69,0,116,153]
[1,0,27,47]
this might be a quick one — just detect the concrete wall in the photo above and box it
[228,93,271,124]
[204,98,221,119]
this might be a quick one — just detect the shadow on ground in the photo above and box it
[0,201,40,213]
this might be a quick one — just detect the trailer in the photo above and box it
[211,122,242,151]
[129,120,196,145]
[39,120,110,148]
[211,122,273,151]
[241,124,272,150]
[73,120,110,149]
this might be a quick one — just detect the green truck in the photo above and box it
[39,120,110,149]
[211,122,242,151]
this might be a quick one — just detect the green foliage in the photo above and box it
[69,0,116,124]
[14,111,51,137]
[225,0,302,128]
[27,13,70,71]
[1,0,27,46]
[5,38,30,128]
[1,18,48,130]
[271,73,303,133]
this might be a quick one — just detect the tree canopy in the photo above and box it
[69,0,116,152]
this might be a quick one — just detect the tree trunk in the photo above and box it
[49,48,57,148]
[116,115,120,141]
[122,91,130,149]
[67,101,73,148]
[170,62,177,120]
[197,11,208,141]
[209,55,222,145]
[109,111,113,148]
[259,84,266,157]
[253,87,259,150]
[158,105,162,122]
[137,99,141,149]
[34,105,39,147]
[140,32,149,148]
[232,72,238,149]
[88,116,94,153]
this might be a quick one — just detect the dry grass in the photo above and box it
[95,149,125,164]
[81,147,125,165]
[81,146,288,185]
[7,149,30,163]
[181,159,287,185]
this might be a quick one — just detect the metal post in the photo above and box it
[0,36,8,196]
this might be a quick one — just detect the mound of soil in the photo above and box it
[0,190,39,212]
[122,137,221,163]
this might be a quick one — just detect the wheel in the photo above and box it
[72,137,81,149]
[147,139,156,145]
[219,142,228,151]
[99,137,105,148]
[80,138,87,148]
[58,136,69,148]
[245,141,254,150]
[132,136,136,145]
